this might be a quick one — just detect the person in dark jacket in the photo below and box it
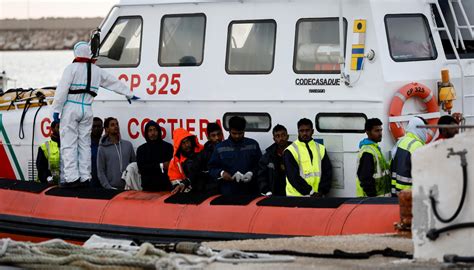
[257,124,291,196]
[36,121,60,184]
[208,116,262,195]
[284,118,332,197]
[137,121,174,192]
[186,122,223,193]
[356,118,390,197]
[90,117,103,187]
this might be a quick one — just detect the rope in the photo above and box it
[0,238,295,269]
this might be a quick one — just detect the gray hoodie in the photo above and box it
[97,135,136,189]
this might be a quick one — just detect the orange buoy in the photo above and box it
[389,82,439,142]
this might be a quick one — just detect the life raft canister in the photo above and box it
[389,82,439,143]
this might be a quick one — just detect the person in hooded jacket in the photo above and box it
[52,41,138,187]
[137,121,174,192]
[390,117,428,196]
[97,117,136,190]
[168,128,204,194]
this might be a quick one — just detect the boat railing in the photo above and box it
[430,0,474,121]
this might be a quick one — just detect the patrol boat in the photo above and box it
[0,0,473,242]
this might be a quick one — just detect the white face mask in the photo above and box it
[406,117,427,143]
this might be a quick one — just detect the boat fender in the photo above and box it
[389,82,439,142]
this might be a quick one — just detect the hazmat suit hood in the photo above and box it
[73,41,92,59]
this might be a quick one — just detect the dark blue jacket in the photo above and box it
[208,136,262,195]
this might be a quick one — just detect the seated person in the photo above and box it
[257,124,292,196]
[168,128,203,194]
[97,117,136,190]
[137,121,174,191]
[208,116,262,196]
[187,122,224,193]
[36,120,60,184]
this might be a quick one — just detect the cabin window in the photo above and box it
[226,20,276,74]
[159,14,206,66]
[385,14,437,62]
[223,113,272,132]
[97,16,143,67]
[294,18,347,74]
[315,113,367,133]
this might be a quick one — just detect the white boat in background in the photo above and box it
[0,0,473,198]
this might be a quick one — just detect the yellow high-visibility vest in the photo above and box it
[286,140,325,196]
[356,143,390,197]
[390,132,424,195]
[40,140,60,183]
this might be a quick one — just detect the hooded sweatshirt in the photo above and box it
[168,128,203,184]
[97,135,136,189]
[391,117,427,158]
[136,121,174,191]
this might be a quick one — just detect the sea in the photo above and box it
[0,50,72,89]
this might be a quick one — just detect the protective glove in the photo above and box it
[232,171,244,182]
[242,171,253,183]
[53,112,60,123]
[127,95,140,104]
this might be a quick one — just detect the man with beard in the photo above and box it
[36,121,60,184]
[257,124,292,196]
[284,118,332,197]
[97,117,136,190]
[168,128,203,194]
[137,121,174,191]
[208,116,262,195]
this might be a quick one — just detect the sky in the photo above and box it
[0,0,118,19]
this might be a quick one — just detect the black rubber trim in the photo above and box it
[0,214,286,244]
[45,187,122,200]
[0,178,18,189]
[345,197,399,205]
[0,178,49,193]
[164,191,218,205]
[257,197,352,208]
[210,194,261,206]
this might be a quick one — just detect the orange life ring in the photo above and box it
[389,82,439,143]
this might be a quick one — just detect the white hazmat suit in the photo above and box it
[52,41,134,184]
